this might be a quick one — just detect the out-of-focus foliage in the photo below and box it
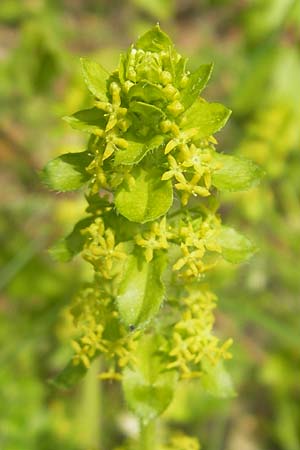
[1,1,299,449]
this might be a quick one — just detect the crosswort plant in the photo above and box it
[42,25,263,449]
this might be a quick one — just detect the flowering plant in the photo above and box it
[42,25,263,449]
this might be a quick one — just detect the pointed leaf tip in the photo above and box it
[41,151,93,192]
[80,57,109,101]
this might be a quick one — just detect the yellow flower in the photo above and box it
[164,128,198,154]
[181,144,213,189]
[102,135,128,161]
[135,217,172,262]
[70,285,141,375]
[96,82,127,132]
[173,244,205,276]
[71,321,106,368]
[175,173,210,205]
[82,221,127,278]
[161,155,186,183]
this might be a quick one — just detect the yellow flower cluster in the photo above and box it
[70,287,139,374]
[135,217,173,262]
[173,214,222,279]
[71,318,105,369]
[162,129,218,205]
[135,213,222,278]
[167,288,232,379]
[95,81,131,160]
[82,218,126,279]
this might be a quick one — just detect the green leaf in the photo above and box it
[135,24,173,52]
[217,226,257,263]
[211,153,264,192]
[51,360,88,390]
[49,217,92,262]
[174,57,188,85]
[80,57,108,101]
[41,151,93,192]
[122,335,177,423]
[115,167,173,223]
[64,107,106,134]
[182,99,231,139]
[128,81,164,104]
[114,140,144,166]
[181,63,213,109]
[201,360,236,399]
[114,135,164,166]
[117,253,166,327]
[130,101,165,125]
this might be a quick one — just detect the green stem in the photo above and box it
[139,419,157,450]
[79,358,102,449]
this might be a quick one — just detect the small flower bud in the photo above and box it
[180,74,189,88]
[123,80,134,93]
[160,70,172,85]
[167,101,184,117]
[160,120,172,133]
[163,84,179,100]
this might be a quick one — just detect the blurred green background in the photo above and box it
[1,1,300,449]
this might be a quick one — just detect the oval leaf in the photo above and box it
[182,99,231,139]
[117,253,166,327]
[135,24,173,52]
[114,140,145,166]
[122,336,177,423]
[114,135,164,166]
[115,167,173,223]
[49,217,92,262]
[123,367,177,423]
[130,101,165,125]
[80,57,108,101]
[201,360,236,399]
[128,81,164,104]
[217,226,257,263]
[64,107,106,134]
[212,153,264,192]
[41,151,93,192]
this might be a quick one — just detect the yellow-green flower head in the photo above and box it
[122,25,184,87]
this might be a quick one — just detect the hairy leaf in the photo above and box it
[181,63,213,109]
[64,107,106,134]
[217,226,257,263]
[49,217,92,262]
[130,101,165,125]
[115,167,173,223]
[117,253,166,327]
[114,135,164,166]
[80,57,108,101]
[182,99,231,139]
[123,336,177,423]
[201,360,236,398]
[41,151,92,191]
[128,81,165,104]
[212,153,264,191]
[135,24,173,52]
